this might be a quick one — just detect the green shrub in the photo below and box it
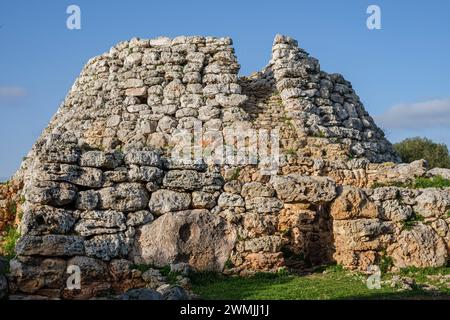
[414,176,450,188]
[372,176,450,189]
[380,254,394,273]
[394,137,450,169]
[224,259,234,270]
[2,226,20,258]
[7,201,17,217]
[276,267,290,277]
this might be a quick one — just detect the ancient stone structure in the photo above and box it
[0,35,449,299]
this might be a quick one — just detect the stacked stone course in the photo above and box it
[1,35,449,299]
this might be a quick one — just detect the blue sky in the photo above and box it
[1,0,449,179]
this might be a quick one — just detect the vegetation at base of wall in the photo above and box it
[159,265,181,284]
[393,137,450,169]
[399,266,450,278]
[130,264,181,284]
[1,226,20,259]
[130,264,152,273]
[380,254,394,273]
[190,265,450,300]
[224,259,234,270]
[372,176,450,189]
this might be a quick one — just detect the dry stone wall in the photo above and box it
[2,35,450,299]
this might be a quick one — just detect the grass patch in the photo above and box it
[130,264,181,284]
[402,213,425,231]
[372,176,450,189]
[229,168,241,181]
[399,266,450,278]
[131,264,152,273]
[190,266,449,300]
[380,254,394,273]
[285,148,297,156]
[7,201,17,218]
[1,226,20,258]
[160,265,181,284]
[414,176,450,188]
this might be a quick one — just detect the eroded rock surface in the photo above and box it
[133,210,237,272]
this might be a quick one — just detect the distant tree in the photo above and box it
[394,137,450,169]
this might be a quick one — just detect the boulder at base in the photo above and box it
[133,210,237,271]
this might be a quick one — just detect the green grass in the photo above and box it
[380,254,394,273]
[160,265,181,284]
[130,264,181,284]
[399,266,450,278]
[414,176,450,188]
[229,168,241,181]
[372,176,450,189]
[402,213,425,231]
[4,201,17,218]
[1,226,20,258]
[190,266,450,300]
[285,148,297,156]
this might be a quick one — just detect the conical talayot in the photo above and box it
[2,35,449,300]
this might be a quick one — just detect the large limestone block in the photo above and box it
[35,163,103,188]
[15,235,84,257]
[387,224,448,268]
[21,205,76,235]
[333,219,395,251]
[26,181,78,207]
[162,170,204,191]
[148,189,191,215]
[330,186,379,220]
[84,233,128,261]
[124,151,162,167]
[133,210,236,271]
[271,174,337,204]
[74,210,126,236]
[98,183,149,212]
[245,197,283,214]
[427,168,450,180]
[413,189,450,218]
[79,151,123,169]
[8,258,67,295]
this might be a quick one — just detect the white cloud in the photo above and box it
[0,86,26,98]
[375,97,450,130]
